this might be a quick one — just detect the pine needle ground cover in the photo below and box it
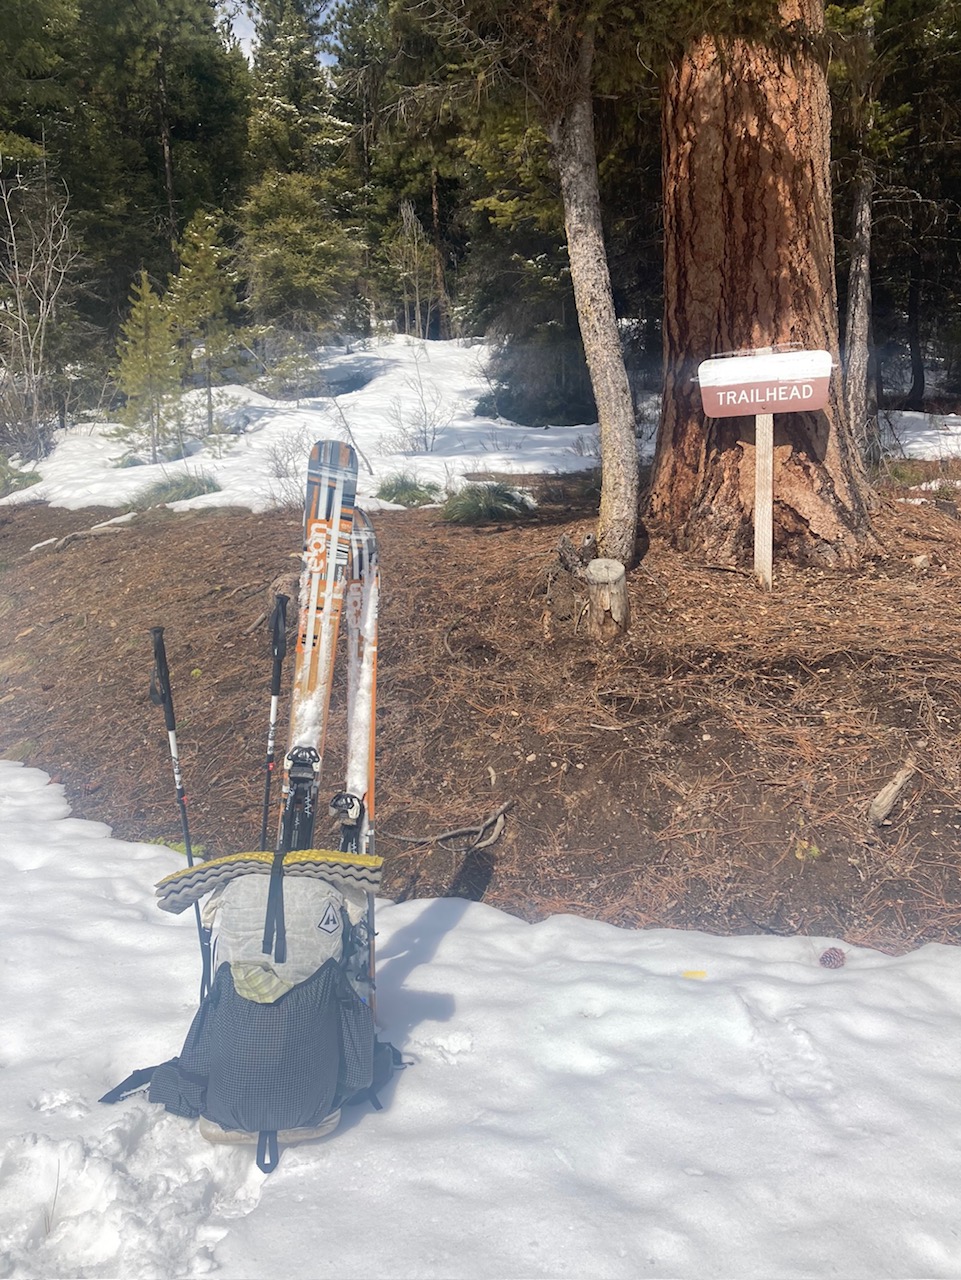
[1,483,960,954]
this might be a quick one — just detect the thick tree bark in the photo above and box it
[547,25,639,568]
[648,0,879,569]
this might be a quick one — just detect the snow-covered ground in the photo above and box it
[880,407,961,461]
[4,761,961,1280]
[3,337,961,1279]
[0,338,613,517]
[2,337,957,522]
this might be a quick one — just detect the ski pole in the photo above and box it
[149,626,211,1000]
[259,593,289,851]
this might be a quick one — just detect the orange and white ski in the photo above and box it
[276,440,357,854]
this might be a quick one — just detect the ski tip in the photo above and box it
[309,439,358,470]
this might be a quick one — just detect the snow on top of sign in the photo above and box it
[698,349,832,387]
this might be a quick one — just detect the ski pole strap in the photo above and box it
[149,627,176,732]
[262,851,288,964]
[200,924,213,1002]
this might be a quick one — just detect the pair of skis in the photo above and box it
[152,440,381,999]
[265,440,377,861]
[262,440,379,972]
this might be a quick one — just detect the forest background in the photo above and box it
[3,0,960,494]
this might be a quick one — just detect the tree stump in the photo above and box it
[583,558,629,642]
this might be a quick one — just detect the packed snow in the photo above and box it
[4,762,961,1279]
[0,338,617,517]
[3,337,961,1279]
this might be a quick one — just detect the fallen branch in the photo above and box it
[54,525,125,552]
[382,800,515,851]
[326,395,374,475]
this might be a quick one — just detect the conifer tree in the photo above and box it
[115,271,182,463]
[166,210,236,435]
[248,0,343,177]
[58,0,250,325]
[400,0,644,564]
[828,0,882,454]
[241,0,364,345]
[649,0,880,568]
[0,0,75,163]
[867,0,961,406]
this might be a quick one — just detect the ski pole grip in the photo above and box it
[150,626,177,731]
[271,594,289,656]
[269,594,288,694]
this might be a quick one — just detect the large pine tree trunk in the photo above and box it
[548,25,639,568]
[648,0,879,568]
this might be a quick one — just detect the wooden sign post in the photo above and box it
[754,410,774,591]
[697,348,832,590]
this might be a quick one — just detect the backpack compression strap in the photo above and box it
[155,849,383,914]
[99,1059,179,1104]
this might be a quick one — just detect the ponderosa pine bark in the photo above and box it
[547,24,639,567]
[647,0,879,568]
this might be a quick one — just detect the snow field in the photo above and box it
[3,762,961,1278]
[0,339,602,519]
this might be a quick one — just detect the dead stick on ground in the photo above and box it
[868,755,917,826]
[443,619,466,658]
[383,800,515,850]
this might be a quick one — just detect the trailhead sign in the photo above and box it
[696,348,833,590]
[697,348,832,417]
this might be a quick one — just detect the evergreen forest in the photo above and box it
[2,0,960,469]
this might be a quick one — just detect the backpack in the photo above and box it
[102,856,399,1173]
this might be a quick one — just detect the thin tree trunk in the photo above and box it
[906,109,925,410]
[155,43,177,249]
[205,357,214,436]
[431,168,453,340]
[648,0,879,569]
[841,7,876,457]
[547,24,639,567]
[907,242,925,409]
[844,160,875,454]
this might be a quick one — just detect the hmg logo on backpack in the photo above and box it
[317,901,340,934]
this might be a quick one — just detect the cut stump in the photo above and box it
[584,558,630,642]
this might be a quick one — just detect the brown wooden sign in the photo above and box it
[697,350,832,418]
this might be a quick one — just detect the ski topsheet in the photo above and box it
[290,441,357,761]
[276,440,358,855]
[335,507,379,860]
